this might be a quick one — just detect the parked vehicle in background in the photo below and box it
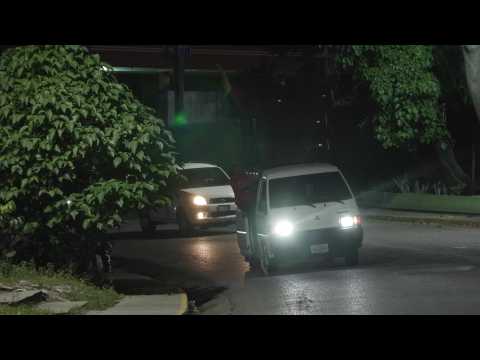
[240,163,363,275]
[140,163,238,236]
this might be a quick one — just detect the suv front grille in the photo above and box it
[209,197,235,204]
[211,210,237,218]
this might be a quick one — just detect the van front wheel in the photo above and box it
[345,249,359,267]
[259,240,276,276]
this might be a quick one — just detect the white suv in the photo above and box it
[239,163,363,275]
[140,163,238,235]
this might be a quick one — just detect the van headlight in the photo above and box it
[339,215,360,229]
[273,220,294,237]
[193,196,207,206]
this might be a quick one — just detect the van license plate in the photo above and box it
[310,244,329,254]
[217,205,230,212]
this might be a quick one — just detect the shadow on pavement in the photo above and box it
[243,255,374,279]
[184,287,228,308]
[111,256,231,311]
[112,256,221,292]
[111,229,236,242]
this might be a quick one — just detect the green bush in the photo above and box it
[0,45,180,268]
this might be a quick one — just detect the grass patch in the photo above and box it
[0,262,122,315]
[0,305,53,316]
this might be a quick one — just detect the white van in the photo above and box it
[140,163,237,236]
[238,163,363,275]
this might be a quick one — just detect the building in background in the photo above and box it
[87,45,325,170]
[0,45,332,172]
[86,46,277,125]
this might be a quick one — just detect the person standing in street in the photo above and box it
[231,166,259,260]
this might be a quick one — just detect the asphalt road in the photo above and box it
[111,219,480,315]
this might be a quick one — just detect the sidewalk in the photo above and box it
[86,271,189,316]
[361,208,480,228]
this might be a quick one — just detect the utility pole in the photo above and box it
[252,117,258,169]
[472,143,476,185]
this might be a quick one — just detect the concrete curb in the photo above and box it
[198,294,232,315]
[87,293,189,315]
[86,270,190,315]
[357,191,480,214]
[177,293,189,315]
[364,214,480,228]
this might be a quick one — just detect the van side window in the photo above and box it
[258,181,267,213]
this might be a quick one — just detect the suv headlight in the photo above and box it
[273,220,294,237]
[193,196,207,206]
[339,215,360,229]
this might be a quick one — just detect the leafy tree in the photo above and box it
[335,45,472,192]
[337,45,447,148]
[0,45,180,269]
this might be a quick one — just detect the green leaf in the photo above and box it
[46,110,53,122]
[82,219,91,230]
[12,113,23,124]
[114,157,122,168]
[130,141,138,154]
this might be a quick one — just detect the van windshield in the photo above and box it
[181,167,230,188]
[269,172,352,209]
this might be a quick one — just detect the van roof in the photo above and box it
[183,163,218,170]
[263,163,340,180]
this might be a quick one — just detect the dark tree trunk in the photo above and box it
[462,45,480,193]
[463,45,480,124]
[435,140,471,193]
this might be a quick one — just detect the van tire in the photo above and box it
[345,249,359,267]
[259,240,276,276]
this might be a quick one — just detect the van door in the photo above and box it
[255,179,268,253]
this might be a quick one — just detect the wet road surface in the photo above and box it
[111,220,480,315]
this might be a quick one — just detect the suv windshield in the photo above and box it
[181,167,230,188]
[269,172,352,209]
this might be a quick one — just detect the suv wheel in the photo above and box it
[178,212,195,237]
[140,216,156,235]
